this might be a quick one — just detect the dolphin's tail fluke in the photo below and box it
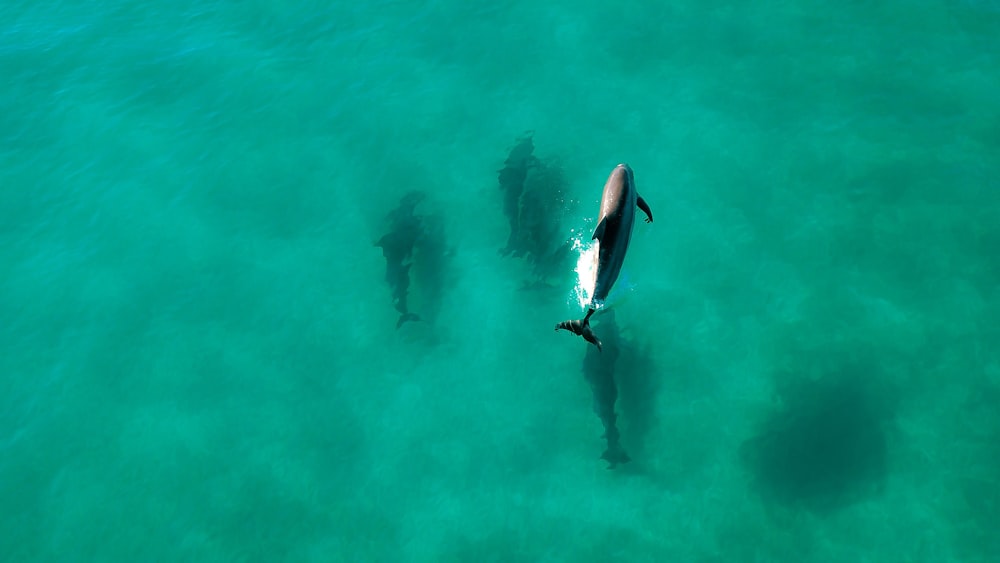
[396,313,421,329]
[555,309,602,351]
[601,444,631,469]
[599,417,630,469]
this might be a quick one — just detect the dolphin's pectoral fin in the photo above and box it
[592,218,607,241]
[637,195,653,223]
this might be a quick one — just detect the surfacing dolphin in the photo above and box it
[556,164,652,351]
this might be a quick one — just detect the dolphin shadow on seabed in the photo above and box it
[374,191,451,330]
[580,308,655,470]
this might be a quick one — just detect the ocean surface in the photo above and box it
[3,1,999,561]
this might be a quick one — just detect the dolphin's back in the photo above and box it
[591,164,638,306]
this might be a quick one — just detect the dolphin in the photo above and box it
[375,191,426,329]
[498,132,538,257]
[556,164,652,351]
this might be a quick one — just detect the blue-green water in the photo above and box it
[3,1,999,561]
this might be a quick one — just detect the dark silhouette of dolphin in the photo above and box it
[495,133,578,290]
[582,309,630,468]
[556,164,652,350]
[375,191,426,328]
[497,132,538,257]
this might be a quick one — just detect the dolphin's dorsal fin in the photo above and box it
[592,218,607,241]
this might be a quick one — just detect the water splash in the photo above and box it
[569,228,637,312]
[572,233,599,310]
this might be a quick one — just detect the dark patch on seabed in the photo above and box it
[741,366,897,514]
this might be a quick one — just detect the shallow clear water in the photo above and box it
[3,1,999,560]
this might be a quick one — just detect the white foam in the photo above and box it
[571,233,599,310]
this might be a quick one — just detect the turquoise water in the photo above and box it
[3,0,1000,560]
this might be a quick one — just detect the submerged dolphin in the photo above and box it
[556,164,652,351]
[498,132,538,257]
[376,191,426,328]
